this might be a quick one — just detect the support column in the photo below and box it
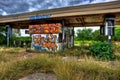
[6,25,12,47]
[73,26,74,48]
[62,21,65,41]
[62,20,65,51]
[104,14,115,43]
[70,27,74,48]
[100,25,105,35]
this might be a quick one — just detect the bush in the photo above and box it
[89,42,115,60]
[0,34,6,45]
[10,37,31,47]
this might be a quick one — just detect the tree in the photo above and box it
[92,29,100,41]
[0,27,6,45]
[75,28,107,41]
[113,26,120,41]
[76,28,93,41]
[92,29,107,41]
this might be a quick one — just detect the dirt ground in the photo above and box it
[19,73,58,80]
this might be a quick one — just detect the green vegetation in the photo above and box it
[0,26,120,80]
[89,42,115,60]
[10,36,31,42]
[75,28,93,41]
[113,26,120,41]
[0,47,25,62]
[0,34,6,45]
[0,47,120,80]
[75,26,120,42]
[0,55,56,80]
[57,41,116,61]
[0,27,6,46]
[10,36,31,47]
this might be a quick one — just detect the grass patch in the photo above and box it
[0,47,25,62]
[0,55,57,80]
[0,46,120,80]
[1,55,120,80]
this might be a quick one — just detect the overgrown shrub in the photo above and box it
[0,34,6,45]
[10,37,31,47]
[89,42,115,60]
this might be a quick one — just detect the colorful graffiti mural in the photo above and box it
[29,23,62,34]
[32,34,59,51]
[29,23,61,51]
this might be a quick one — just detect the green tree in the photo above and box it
[76,28,93,41]
[92,30,100,41]
[0,27,6,45]
[92,29,107,41]
[113,26,120,41]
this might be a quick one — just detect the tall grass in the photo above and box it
[54,60,120,80]
[0,47,25,62]
[0,55,120,80]
[0,55,57,80]
[0,47,120,80]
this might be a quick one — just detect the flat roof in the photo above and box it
[0,1,120,28]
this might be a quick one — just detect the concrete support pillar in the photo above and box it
[72,26,74,47]
[62,21,65,41]
[104,14,115,43]
[6,25,12,47]
[62,20,65,51]
[100,25,105,35]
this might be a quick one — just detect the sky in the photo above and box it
[0,0,116,16]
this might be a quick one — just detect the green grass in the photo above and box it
[0,47,25,62]
[0,55,120,80]
[0,55,57,80]
[74,40,98,46]
[0,46,120,80]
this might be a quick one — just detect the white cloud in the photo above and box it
[28,7,37,12]
[104,0,117,2]
[2,11,8,15]
[91,0,116,3]
[80,1,90,5]
[91,0,105,3]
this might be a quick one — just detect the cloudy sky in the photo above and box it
[0,0,116,16]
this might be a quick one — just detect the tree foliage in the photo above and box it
[113,26,120,41]
[0,27,6,45]
[75,28,110,41]
[0,34,6,45]
[76,28,93,41]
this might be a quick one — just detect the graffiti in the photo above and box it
[29,14,51,20]
[29,23,62,34]
[33,34,58,52]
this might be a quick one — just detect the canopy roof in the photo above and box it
[0,1,120,28]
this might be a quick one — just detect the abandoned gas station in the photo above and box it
[0,1,120,51]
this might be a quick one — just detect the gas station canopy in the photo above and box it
[0,1,120,28]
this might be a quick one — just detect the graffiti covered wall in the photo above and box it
[29,23,62,34]
[29,23,62,51]
[32,34,59,51]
